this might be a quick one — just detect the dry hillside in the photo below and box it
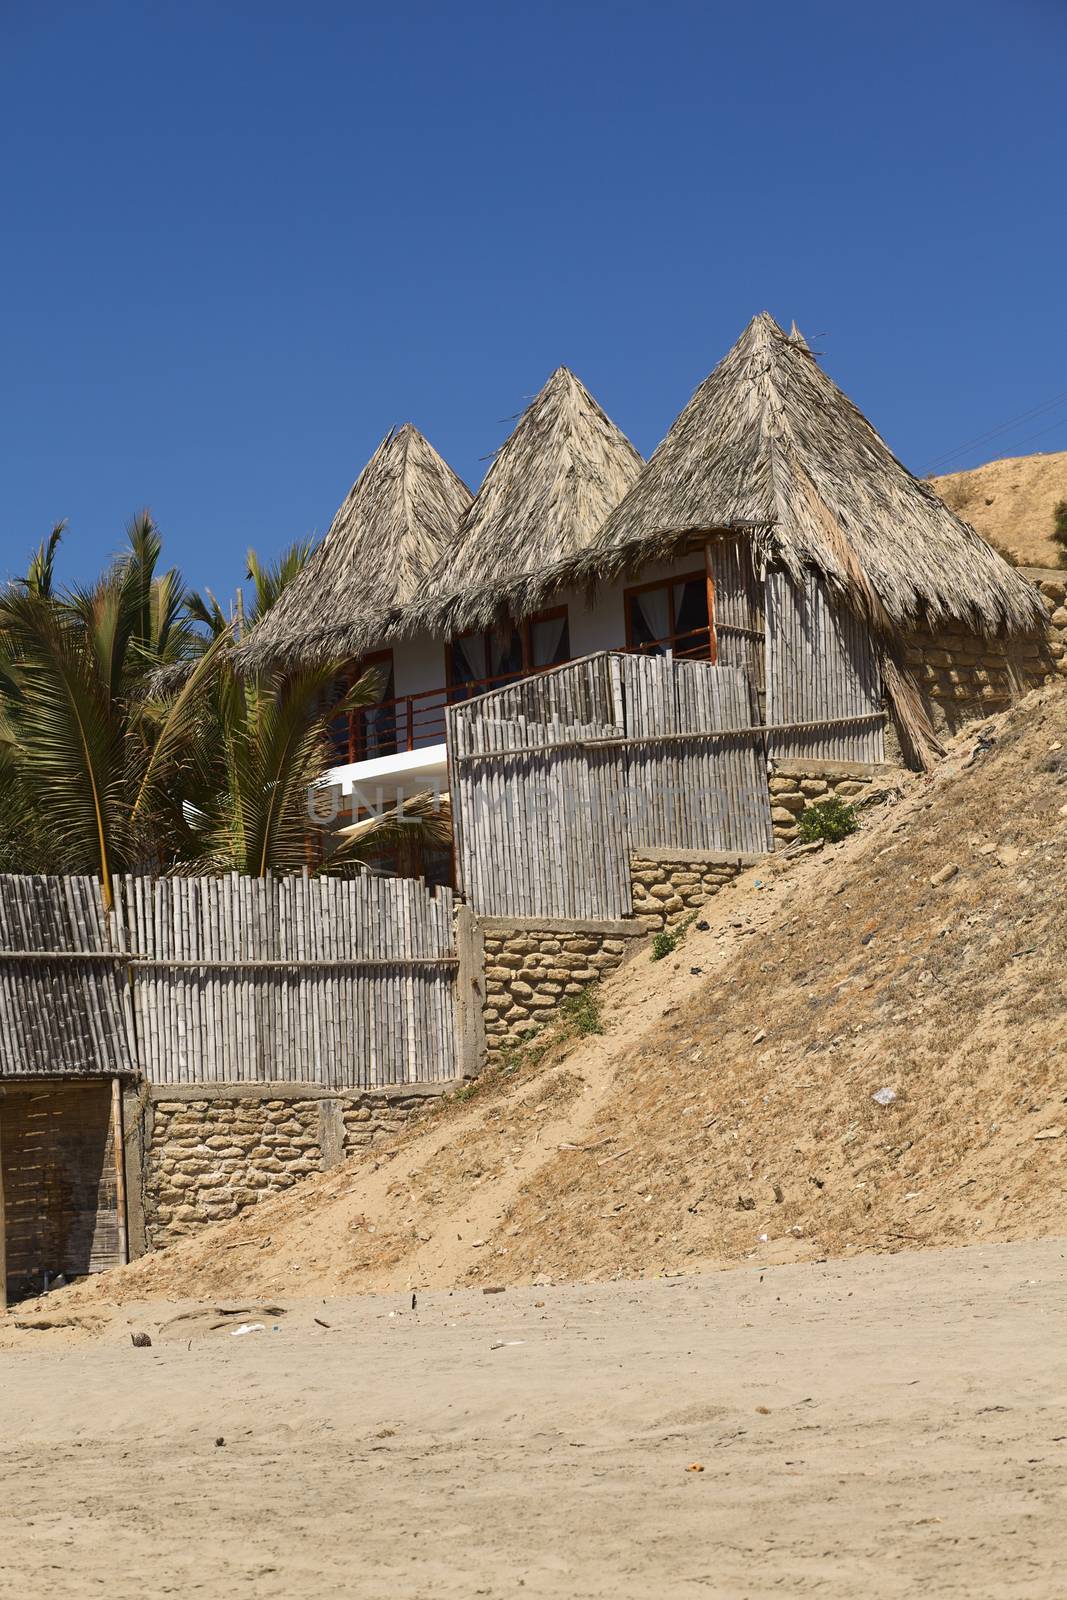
[930,450,1067,567]
[32,682,1067,1317]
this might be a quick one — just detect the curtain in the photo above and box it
[530,612,569,668]
[451,632,487,685]
[634,585,672,649]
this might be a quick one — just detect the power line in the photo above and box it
[926,389,1067,474]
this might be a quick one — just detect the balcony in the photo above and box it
[326,625,714,799]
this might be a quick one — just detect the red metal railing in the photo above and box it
[332,629,714,766]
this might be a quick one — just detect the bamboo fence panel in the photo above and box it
[449,652,774,919]
[0,872,459,1090]
[764,571,886,762]
[116,874,458,1089]
[0,876,133,1078]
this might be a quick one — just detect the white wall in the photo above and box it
[385,551,709,695]
[392,631,447,699]
[567,553,709,658]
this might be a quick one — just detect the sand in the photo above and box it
[929,450,1067,567]
[1,1237,1065,1598]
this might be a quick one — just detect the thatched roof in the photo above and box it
[394,367,642,638]
[237,424,471,669]
[393,314,1043,641]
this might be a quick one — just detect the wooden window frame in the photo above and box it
[343,648,396,764]
[623,569,717,661]
[444,605,571,693]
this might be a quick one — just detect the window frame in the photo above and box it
[622,570,715,660]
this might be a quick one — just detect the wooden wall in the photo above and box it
[1,1083,120,1299]
[0,873,462,1091]
[448,652,774,920]
[0,876,133,1078]
[764,571,886,763]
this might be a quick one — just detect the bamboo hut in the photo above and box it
[398,314,1042,639]
[391,313,1048,764]
[237,422,471,672]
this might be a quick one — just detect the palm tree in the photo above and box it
[0,521,452,888]
[0,517,222,904]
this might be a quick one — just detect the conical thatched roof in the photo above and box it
[582,311,1043,634]
[237,424,471,669]
[394,367,643,638]
[394,315,1043,642]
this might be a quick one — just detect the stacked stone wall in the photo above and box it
[901,579,1063,743]
[1031,572,1067,669]
[629,849,763,931]
[768,760,890,847]
[479,917,644,1066]
[143,1085,443,1245]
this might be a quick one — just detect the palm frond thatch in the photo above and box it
[392,315,1044,643]
[421,366,641,601]
[235,424,471,671]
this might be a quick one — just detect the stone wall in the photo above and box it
[1030,571,1067,670]
[479,916,645,1066]
[140,1083,446,1246]
[629,848,764,932]
[768,759,891,847]
[901,618,1056,742]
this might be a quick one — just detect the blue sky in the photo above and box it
[2,0,1065,598]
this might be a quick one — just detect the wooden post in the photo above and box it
[453,903,485,1081]
[111,1078,129,1267]
[704,541,719,665]
[0,1107,6,1313]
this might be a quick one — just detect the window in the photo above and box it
[446,607,571,696]
[329,650,397,763]
[624,573,710,659]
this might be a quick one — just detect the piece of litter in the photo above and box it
[686,1463,705,1473]
[757,1233,769,1243]
[490,1341,526,1350]
[929,863,959,887]
[482,1286,506,1295]
[872,1087,897,1107]
[230,1323,265,1338]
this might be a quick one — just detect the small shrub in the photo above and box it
[1053,499,1067,570]
[560,984,603,1037]
[651,929,677,961]
[796,796,859,844]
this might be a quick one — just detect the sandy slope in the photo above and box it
[929,450,1067,566]
[1,1240,1065,1599]
[22,680,1066,1315]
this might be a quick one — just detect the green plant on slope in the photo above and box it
[559,983,604,1037]
[796,796,859,844]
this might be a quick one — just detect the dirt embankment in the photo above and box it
[25,682,1067,1316]
[929,450,1067,567]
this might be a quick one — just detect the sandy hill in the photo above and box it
[930,451,1067,568]
[36,681,1067,1316]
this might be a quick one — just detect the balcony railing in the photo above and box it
[330,628,714,767]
